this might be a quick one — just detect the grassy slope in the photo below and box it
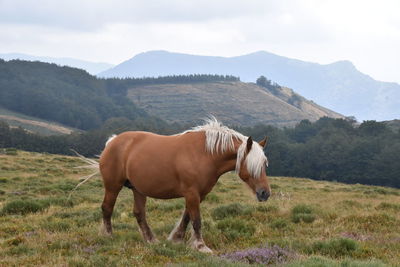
[0,107,77,136]
[0,150,399,266]
[126,82,344,127]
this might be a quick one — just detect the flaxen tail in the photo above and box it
[68,149,100,200]
[68,135,117,199]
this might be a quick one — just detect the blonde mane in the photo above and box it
[181,117,268,178]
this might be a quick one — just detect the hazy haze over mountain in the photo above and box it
[0,53,114,75]
[100,50,400,121]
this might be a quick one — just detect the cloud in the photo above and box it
[0,0,280,31]
[0,0,399,83]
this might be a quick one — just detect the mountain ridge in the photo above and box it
[100,50,400,121]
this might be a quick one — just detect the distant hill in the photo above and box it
[126,81,344,127]
[0,107,76,136]
[100,50,400,121]
[0,53,114,75]
[0,59,151,130]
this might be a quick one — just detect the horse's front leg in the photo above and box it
[168,208,190,243]
[184,192,212,253]
[132,190,157,243]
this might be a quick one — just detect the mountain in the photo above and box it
[100,50,400,121]
[0,53,114,75]
[126,81,344,127]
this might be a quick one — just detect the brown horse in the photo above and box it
[99,118,271,253]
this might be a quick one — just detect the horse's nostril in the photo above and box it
[257,189,270,201]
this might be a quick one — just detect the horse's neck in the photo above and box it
[214,138,242,177]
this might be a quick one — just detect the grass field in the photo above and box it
[1,149,399,266]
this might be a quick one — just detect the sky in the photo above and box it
[0,0,399,84]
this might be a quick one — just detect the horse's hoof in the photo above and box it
[99,225,112,236]
[198,245,213,254]
[191,240,213,254]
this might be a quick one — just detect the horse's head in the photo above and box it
[237,136,271,202]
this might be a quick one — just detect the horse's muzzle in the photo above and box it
[256,189,270,202]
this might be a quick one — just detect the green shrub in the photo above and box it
[216,218,255,241]
[291,204,316,223]
[376,202,400,211]
[292,213,316,223]
[270,218,289,230]
[256,204,279,213]
[39,197,75,208]
[6,244,33,256]
[41,221,71,232]
[212,203,252,220]
[307,238,358,257]
[1,199,49,215]
[205,193,220,203]
[159,201,184,211]
[292,204,313,214]
[153,245,177,258]
[54,181,76,192]
[147,200,184,212]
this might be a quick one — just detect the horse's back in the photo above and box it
[100,131,164,173]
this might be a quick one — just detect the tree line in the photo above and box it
[239,118,400,188]
[1,117,399,188]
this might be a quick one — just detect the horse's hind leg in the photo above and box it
[167,209,190,243]
[101,185,123,235]
[132,190,157,243]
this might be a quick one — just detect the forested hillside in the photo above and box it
[239,118,400,188]
[0,60,240,130]
[0,59,151,130]
[1,117,399,188]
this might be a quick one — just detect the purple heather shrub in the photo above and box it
[220,245,295,265]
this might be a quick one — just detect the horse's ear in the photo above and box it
[246,136,253,152]
[259,136,269,148]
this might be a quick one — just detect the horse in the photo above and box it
[98,118,271,253]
